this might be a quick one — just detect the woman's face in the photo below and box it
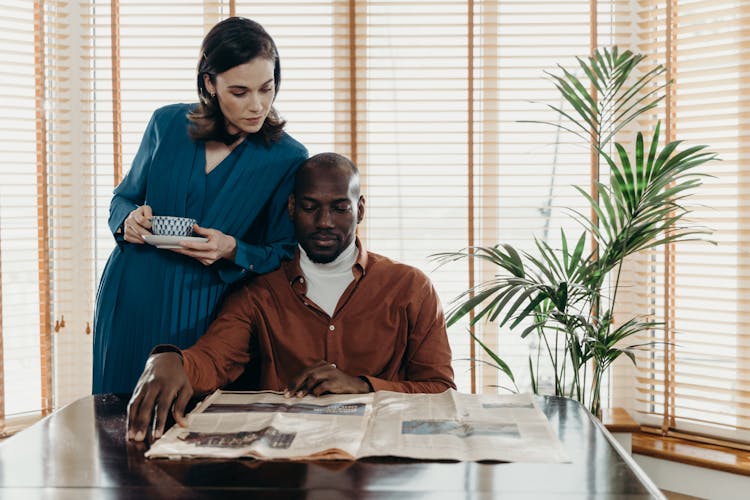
[204,57,276,136]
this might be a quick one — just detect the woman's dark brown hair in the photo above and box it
[188,17,285,146]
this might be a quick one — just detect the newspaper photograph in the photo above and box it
[146,390,570,463]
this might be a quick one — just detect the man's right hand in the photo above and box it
[127,352,193,442]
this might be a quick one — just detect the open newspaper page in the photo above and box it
[145,390,569,462]
[145,390,374,460]
[358,391,570,462]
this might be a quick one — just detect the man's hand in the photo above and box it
[127,352,193,442]
[284,360,370,397]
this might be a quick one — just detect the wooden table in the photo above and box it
[0,393,663,498]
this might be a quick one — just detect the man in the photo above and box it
[127,152,455,441]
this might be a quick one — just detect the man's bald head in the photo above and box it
[288,153,365,263]
[294,152,360,199]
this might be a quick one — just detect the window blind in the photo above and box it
[466,0,628,394]
[48,0,97,409]
[0,1,43,424]
[624,0,750,445]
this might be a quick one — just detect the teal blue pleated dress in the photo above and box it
[92,103,308,393]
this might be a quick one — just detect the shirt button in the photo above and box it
[329,325,335,332]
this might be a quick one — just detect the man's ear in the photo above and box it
[356,195,366,224]
[287,194,295,220]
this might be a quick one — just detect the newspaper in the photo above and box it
[145,389,570,462]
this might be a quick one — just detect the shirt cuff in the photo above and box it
[358,375,374,393]
[150,344,184,363]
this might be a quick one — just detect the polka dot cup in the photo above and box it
[151,216,196,237]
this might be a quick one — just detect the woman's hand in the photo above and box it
[170,224,237,266]
[123,205,153,244]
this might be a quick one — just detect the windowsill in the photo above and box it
[632,432,750,477]
[602,408,750,477]
[602,407,640,433]
[0,412,43,440]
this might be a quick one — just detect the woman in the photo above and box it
[92,17,308,393]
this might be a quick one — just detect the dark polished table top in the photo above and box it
[0,393,662,499]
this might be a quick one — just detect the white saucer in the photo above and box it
[143,235,208,249]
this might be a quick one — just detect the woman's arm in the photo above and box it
[108,112,158,245]
[216,152,306,283]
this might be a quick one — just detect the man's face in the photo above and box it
[289,167,365,264]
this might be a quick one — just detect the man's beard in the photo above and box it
[308,251,338,264]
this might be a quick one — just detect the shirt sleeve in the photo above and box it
[181,286,257,393]
[361,276,456,394]
[216,151,307,284]
[108,111,158,247]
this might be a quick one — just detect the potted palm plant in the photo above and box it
[434,47,717,416]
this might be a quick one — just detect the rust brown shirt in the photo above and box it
[182,240,455,394]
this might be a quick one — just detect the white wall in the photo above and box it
[635,454,750,500]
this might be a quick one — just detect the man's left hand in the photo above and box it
[285,360,370,397]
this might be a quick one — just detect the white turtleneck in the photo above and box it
[299,240,359,317]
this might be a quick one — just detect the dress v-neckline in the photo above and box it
[198,136,259,228]
[204,139,246,175]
